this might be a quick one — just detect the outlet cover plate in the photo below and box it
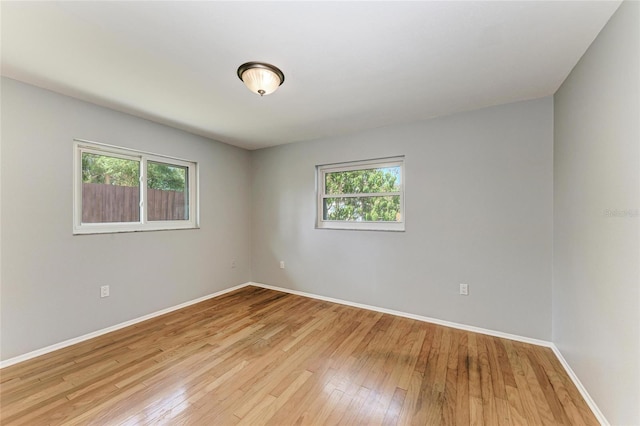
[459,283,469,296]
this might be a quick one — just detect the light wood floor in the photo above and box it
[0,286,598,425]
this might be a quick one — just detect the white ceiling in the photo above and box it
[1,1,621,150]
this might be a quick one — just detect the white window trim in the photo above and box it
[73,139,199,235]
[316,156,405,231]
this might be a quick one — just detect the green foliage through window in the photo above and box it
[82,153,140,187]
[147,161,187,192]
[323,196,401,221]
[82,154,186,191]
[323,166,401,222]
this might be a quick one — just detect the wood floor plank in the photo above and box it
[478,334,499,425]
[336,385,372,425]
[524,345,572,425]
[468,332,485,424]
[248,369,313,425]
[503,339,544,425]
[532,347,598,426]
[381,386,406,425]
[506,384,530,426]
[0,286,600,425]
[515,342,557,425]
[455,335,471,425]
[443,329,466,425]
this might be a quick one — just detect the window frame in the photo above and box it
[73,139,199,235]
[316,156,405,231]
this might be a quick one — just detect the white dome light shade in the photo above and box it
[237,62,285,96]
[241,68,279,95]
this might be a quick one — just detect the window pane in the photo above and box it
[147,161,188,221]
[323,196,401,222]
[81,153,140,223]
[325,166,401,195]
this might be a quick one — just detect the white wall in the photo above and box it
[0,78,252,360]
[251,97,554,340]
[553,1,640,424]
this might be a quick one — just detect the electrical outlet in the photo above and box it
[459,283,469,296]
[231,259,236,269]
[100,285,110,298]
[279,261,285,269]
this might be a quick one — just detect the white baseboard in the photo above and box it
[0,282,252,369]
[249,282,606,425]
[1,280,606,426]
[549,344,609,426]
[249,282,552,347]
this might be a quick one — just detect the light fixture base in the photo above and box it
[237,62,285,96]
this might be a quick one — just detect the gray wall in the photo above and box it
[251,97,553,340]
[2,6,637,417]
[553,1,640,424]
[0,78,252,360]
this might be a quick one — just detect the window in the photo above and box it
[73,140,198,234]
[316,157,405,231]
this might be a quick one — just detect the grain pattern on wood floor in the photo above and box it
[0,286,598,425]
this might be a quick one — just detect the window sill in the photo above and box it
[73,223,199,235]
[316,221,405,232]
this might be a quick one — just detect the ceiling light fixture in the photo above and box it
[237,62,285,96]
